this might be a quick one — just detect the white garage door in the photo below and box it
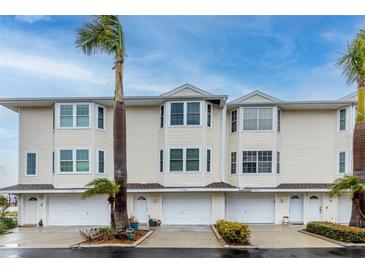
[338,194,352,224]
[162,193,212,225]
[227,193,275,223]
[48,194,110,226]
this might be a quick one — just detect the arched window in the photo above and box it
[291,195,300,199]
[28,197,37,201]
[137,196,146,201]
[310,195,319,200]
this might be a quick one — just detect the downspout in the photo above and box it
[220,98,227,182]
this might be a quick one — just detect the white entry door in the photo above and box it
[308,194,323,221]
[162,193,212,225]
[338,194,352,224]
[133,194,148,224]
[289,194,304,223]
[24,195,38,225]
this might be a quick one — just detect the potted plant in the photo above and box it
[129,216,139,230]
[126,228,135,240]
[149,218,157,227]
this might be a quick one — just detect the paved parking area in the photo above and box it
[138,226,222,248]
[249,224,340,248]
[0,226,87,248]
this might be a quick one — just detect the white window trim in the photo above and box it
[337,107,348,132]
[206,148,212,173]
[241,149,275,175]
[167,147,201,173]
[276,151,281,175]
[57,148,91,175]
[241,107,274,132]
[277,108,281,133]
[25,151,38,177]
[337,150,348,175]
[160,104,165,129]
[95,105,106,131]
[230,151,237,175]
[96,149,106,175]
[56,103,92,129]
[206,103,213,128]
[168,101,203,127]
[230,109,238,134]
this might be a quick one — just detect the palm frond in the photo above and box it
[82,178,119,199]
[331,175,365,198]
[75,15,125,56]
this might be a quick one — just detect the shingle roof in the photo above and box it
[205,182,237,188]
[276,183,333,189]
[0,184,55,191]
[127,183,165,189]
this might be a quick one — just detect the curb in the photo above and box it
[71,230,154,248]
[299,230,365,247]
[210,225,256,249]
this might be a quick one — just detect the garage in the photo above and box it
[226,193,275,223]
[337,194,352,224]
[47,194,110,226]
[162,193,212,225]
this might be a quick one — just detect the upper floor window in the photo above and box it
[97,106,105,130]
[243,108,273,131]
[207,104,212,128]
[231,110,237,133]
[26,152,37,176]
[276,151,280,174]
[338,151,347,174]
[170,149,183,171]
[76,149,89,172]
[230,152,237,174]
[59,149,90,173]
[60,149,73,172]
[160,105,164,128]
[98,150,105,174]
[339,108,346,131]
[186,148,200,171]
[60,105,73,127]
[206,149,211,172]
[170,103,184,125]
[242,150,272,174]
[160,149,164,172]
[76,105,90,127]
[277,109,281,132]
[187,102,200,125]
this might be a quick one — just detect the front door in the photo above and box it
[308,194,323,221]
[133,194,148,224]
[289,194,303,223]
[24,195,38,225]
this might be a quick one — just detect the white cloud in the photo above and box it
[14,16,50,24]
[0,49,110,85]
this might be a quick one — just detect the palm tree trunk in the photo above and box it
[350,82,365,227]
[113,52,129,229]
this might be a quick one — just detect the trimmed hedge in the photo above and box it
[0,218,17,234]
[306,221,365,243]
[215,220,251,245]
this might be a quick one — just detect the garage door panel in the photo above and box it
[48,194,110,226]
[163,193,212,225]
[227,193,275,224]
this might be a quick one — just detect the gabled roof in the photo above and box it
[338,91,357,101]
[229,90,283,105]
[160,83,213,97]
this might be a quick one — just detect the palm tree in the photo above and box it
[336,29,365,227]
[75,16,129,228]
[82,178,120,229]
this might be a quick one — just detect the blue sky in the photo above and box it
[0,15,364,186]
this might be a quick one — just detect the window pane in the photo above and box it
[98,107,104,129]
[243,163,256,173]
[231,110,237,133]
[207,104,212,127]
[77,161,89,172]
[207,149,211,172]
[76,104,89,127]
[243,151,257,162]
[258,162,272,173]
[186,148,199,171]
[187,102,200,125]
[27,153,36,175]
[77,105,89,115]
[186,160,199,171]
[60,116,73,127]
[60,150,72,161]
[170,149,183,171]
[258,151,272,173]
[160,150,163,172]
[60,161,73,172]
[77,116,89,127]
[231,152,237,174]
[340,109,346,130]
[76,150,89,161]
[277,151,280,174]
[243,119,257,130]
[258,108,273,130]
[186,148,199,159]
[170,103,184,125]
[98,151,105,173]
[243,151,258,173]
[339,152,346,173]
[60,105,73,115]
[160,105,164,128]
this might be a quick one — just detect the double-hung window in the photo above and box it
[186,149,199,171]
[338,151,346,174]
[242,150,272,174]
[187,102,200,125]
[170,103,184,125]
[160,105,164,128]
[231,110,237,133]
[170,149,183,171]
[207,104,212,127]
[60,105,73,127]
[60,149,73,172]
[230,152,237,174]
[76,104,90,127]
[243,108,273,131]
[76,149,89,172]
[26,152,37,176]
[276,151,280,174]
[160,150,164,172]
[277,109,281,132]
[339,109,346,131]
[206,149,211,172]
[98,150,105,174]
[97,106,104,129]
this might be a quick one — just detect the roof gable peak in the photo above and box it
[229,90,282,104]
[160,83,213,97]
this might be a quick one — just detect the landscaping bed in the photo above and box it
[83,229,149,245]
[0,218,17,234]
[305,221,365,243]
[212,220,253,248]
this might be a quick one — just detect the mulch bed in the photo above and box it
[83,230,149,244]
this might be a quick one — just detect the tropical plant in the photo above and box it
[331,176,365,227]
[336,29,365,227]
[0,195,10,218]
[76,15,129,228]
[82,178,120,229]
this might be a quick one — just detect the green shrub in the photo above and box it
[215,220,251,245]
[306,221,365,243]
[0,218,17,230]
[0,223,6,234]
[80,227,114,241]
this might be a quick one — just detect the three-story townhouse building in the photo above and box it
[0,84,358,226]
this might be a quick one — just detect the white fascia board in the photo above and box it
[127,188,239,193]
[248,188,330,193]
